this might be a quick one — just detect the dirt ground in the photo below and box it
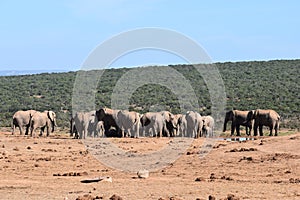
[0,129,299,200]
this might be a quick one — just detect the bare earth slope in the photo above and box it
[0,131,299,200]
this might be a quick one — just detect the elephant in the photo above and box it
[140,112,164,137]
[247,109,280,136]
[177,114,187,137]
[173,114,183,136]
[95,107,121,137]
[12,110,37,135]
[30,110,57,137]
[223,110,254,136]
[73,111,97,139]
[201,115,215,137]
[70,116,78,139]
[95,121,105,138]
[185,111,203,138]
[116,110,140,138]
[160,111,177,137]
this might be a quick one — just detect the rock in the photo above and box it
[109,194,123,200]
[76,194,103,200]
[208,195,216,200]
[137,169,149,179]
[101,176,113,182]
[13,147,19,151]
[224,194,240,200]
[195,177,205,182]
[210,173,217,180]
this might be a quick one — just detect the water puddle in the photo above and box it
[224,137,256,142]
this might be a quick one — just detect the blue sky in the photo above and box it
[0,0,299,71]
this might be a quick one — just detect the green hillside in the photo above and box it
[0,59,299,129]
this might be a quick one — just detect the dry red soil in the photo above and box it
[0,130,299,200]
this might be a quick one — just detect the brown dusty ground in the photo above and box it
[0,129,299,200]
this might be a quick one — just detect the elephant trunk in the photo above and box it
[51,119,56,132]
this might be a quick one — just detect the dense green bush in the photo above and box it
[0,59,299,129]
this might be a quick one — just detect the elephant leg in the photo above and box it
[46,126,50,137]
[253,124,258,136]
[248,126,252,136]
[236,125,241,136]
[40,127,45,137]
[230,123,235,136]
[141,127,145,137]
[30,127,35,137]
[274,122,278,136]
[152,125,157,137]
[156,123,162,137]
[19,125,24,135]
[269,126,273,136]
[25,125,30,135]
[180,127,184,137]
[259,125,263,136]
[158,128,163,137]
[121,128,125,137]
[79,130,83,139]
[12,124,16,135]
[84,127,88,139]
[245,126,249,136]
[127,129,131,137]
[198,126,202,138]
[141,127,146,137]
[135,123,139,138]
[145,126,151,137]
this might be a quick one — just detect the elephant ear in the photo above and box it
[247,110,255,120]
[140,114,151,127]
[177,115,182,125]
[226,110,233,120]
[162,111,172,122]
[48,111,56,121]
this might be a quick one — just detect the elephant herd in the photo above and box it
[70,108,215,139]
[10,107,280,139]
[223,109,280,136]
[12,110,57,137]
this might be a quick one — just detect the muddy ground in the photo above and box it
[0,129,299,200]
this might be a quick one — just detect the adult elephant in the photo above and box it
[177,114,187,137]
[70,116,78,138]
[223,110,254,136]
[140,112,164,137]
[173,114,183,136]
[73,111,97,139]
[185,111,203,138]
[95,107,120,137]
[30,110,57,137]
[117,110,140,138]
[12,110,37,135]
[201,115,215,137]
[247,109,280,136]
[160,111,177,137]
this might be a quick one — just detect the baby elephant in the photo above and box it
[95,121,105,138]
[201,115,214,137]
